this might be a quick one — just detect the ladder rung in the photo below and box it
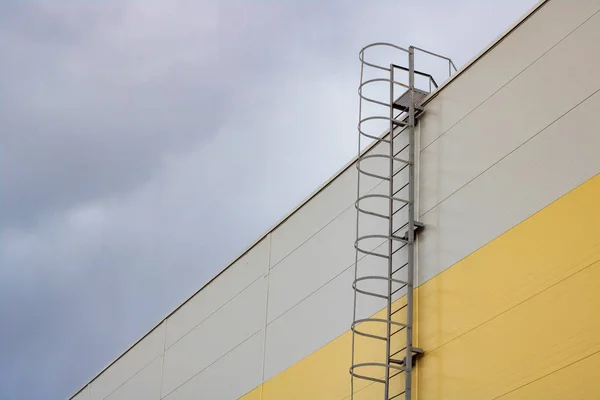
[391,243,407,257]
[392,130,408,144]
[391,303,408,317]
[391,346,407,358]
[390,325,407,337]
[391,283,408,296]
[389,391,406,400]
[389,370,404,380]
[393,181,409,196]
[392,262,409,275]
[393,222,409,236]
[392,164,409,179]
[392,202,409,217]
[394,142,410,156]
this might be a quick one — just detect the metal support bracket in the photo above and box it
[389,347,424,367]
[398,221,425,241]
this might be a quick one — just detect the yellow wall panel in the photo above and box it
[238,301,411,400]
[416,172,600,352]
[418,259,600,400]
[496,351,600,400]
[344,381,382,400]
[342,368,416,400]
[261,331,352,400]
[240,173,600,399]
[240,387,262,400]
[260,304,401,400]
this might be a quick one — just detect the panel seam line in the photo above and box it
[161,329,262,399]
[165,273,264,351]
[492,348,600,399]
[419,7,600,154]
[266,235,391,327]
[260,234,273,399]
[420,85,600,219]
[425,256,600,355]
[270,177,391,272]
[100,353,162,400]
[159,321,167,399]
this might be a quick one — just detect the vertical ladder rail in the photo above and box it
[350,43,456,400]
[404,45,416,400]
[384,62,395,400]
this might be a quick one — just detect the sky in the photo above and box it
[0,1,538,399]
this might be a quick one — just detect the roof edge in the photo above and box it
[422,0,549,105]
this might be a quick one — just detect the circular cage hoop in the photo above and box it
[354,234,409,259]
[359,42,410,73]
[352,276,409,300]
[349,362,405,385]
[351,317,408,342]
[355,193,410,220]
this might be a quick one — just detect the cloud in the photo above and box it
[0,0,537,398]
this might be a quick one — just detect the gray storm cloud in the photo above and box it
[0,1,536,399]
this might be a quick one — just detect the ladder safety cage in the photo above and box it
[351,43,456,400]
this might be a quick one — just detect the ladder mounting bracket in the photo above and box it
[414,221,424,232]
[398,221,425,241]
[390,347,424,368]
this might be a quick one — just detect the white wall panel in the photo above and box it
[104,357,162,400]
[269,141,389,268]
[165,236,270,348]
[421,0,600,147]
[161,276,267,397]
[267,196,389,323]
[270,167,357,268]
[163,331,263,400]
[264,266,355,381]
[418,89,600,285]
[420,9,600,215]
[89,322,165,400]
[264,240,406,381]
[420,0,600,149]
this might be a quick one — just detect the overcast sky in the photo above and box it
[0,1,537,399]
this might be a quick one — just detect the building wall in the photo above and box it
[69,0,600,399]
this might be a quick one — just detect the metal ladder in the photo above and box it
[350,44,456,400]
